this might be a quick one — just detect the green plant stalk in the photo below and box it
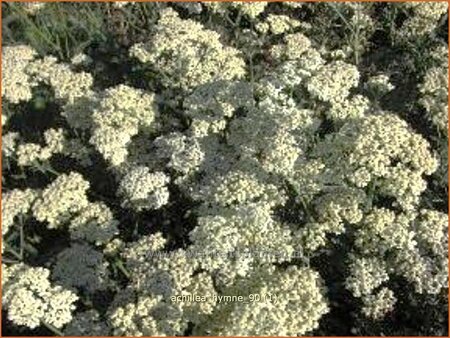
[10,4,63,58]
[42,321,64,336]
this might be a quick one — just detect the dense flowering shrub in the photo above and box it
[1,1,448,336]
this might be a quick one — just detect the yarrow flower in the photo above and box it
[118,166,170,211]
[2,264,78,329]
[32,172,90,228]
[130,8,246,90]
[1,45,38,104]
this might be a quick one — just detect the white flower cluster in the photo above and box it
[196,170,275,208]
[154,132,204,176]
[327,94,370,121]
[198,266,329,336]
[2,46,156,170]
[117,166,170,211]
[350,207,448,299]
[316,113,439,210]
[361,287,397,320]
[2,132,20,159]
[112,1,135,9]
[16,128,91,167]
[90,85,157,166]
[294,188,365,252]
[130,8,246,90]
[32,172,90,228]
[307,61,360,103]
[227,82,319,177]
[1,45,95,138]
[2,263,78,329]
[70,53,92,66]
[69,202,119,246]
[109,234,216,336]
[346,257,390,298]
[268,32,366,124]
[110,294,182,336]
[271,32,314,61]
[367,74,395,96]
[2,45,38,104]
[26,56,94,103]
[419,45,448,187]
[183,80,253,137]
[415,209,448,255]
[189,203,294,286]
[397,2,448,40]
[206,1,268,19]
[256,14,301,35]
[419,48,448,135]
[395,210,448,295]
[20,2,47,15]
[341,207,447,320]
[1,188,37,254]
[111,232,327,336]
[2,189,37,237]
